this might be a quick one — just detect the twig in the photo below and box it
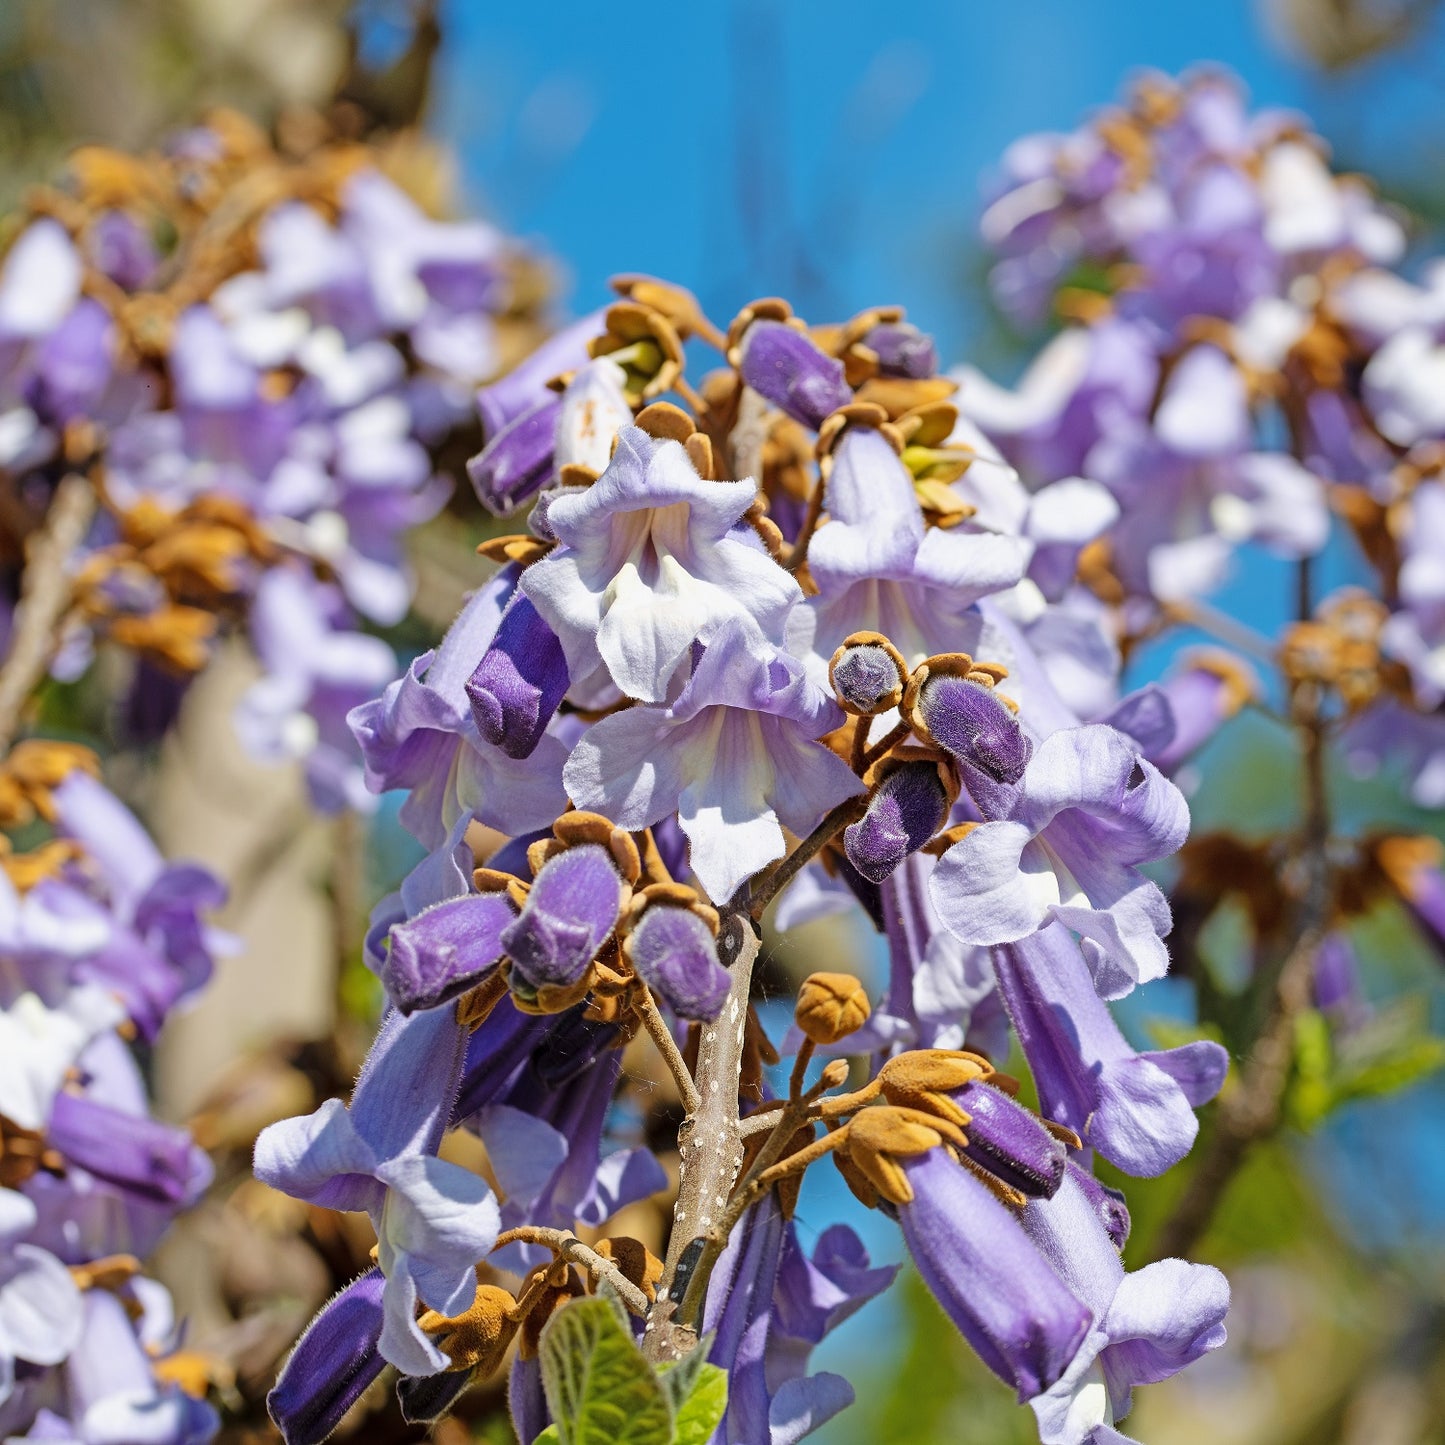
[860,718,912,771]
[0,474,95,755]
[637,985,701,1113]
[1161,597,1278,666]
[747,795,867,918]
[1151,594,1332,1260]
[492,1227,651,1318]
[643,912,759,1361]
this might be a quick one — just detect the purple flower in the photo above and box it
[267,1269,387,1445]
[382,891,517,1014]
[738,321,852,430]
[254,1006,500,1375]
[994,924,1227,1176]
[501,844,628,994]
[564,622,863,902]
[465,591,570,761]
[349,566,568,847]
[1023,1172,1229,1443]
[796,425,1026,674]
[933,724,1189,995]
[897,1147,1092,1401]
[521,425,801,704]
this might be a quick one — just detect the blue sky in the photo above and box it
[429,0,1404,361]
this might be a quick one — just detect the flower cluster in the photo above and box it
[0,743,226,1442]
[965,68,1398,617]
[257,277,1231,1444]
[966,68,1445,1023]
[0,110,543,810]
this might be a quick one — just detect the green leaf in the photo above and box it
[539,1296,674,1445]
[670,1363,729,1445]
[533,1430,562,1445]
[1332,1035,1445,1105]
[655,1331,714,1416]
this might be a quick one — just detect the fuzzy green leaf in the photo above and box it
[539,1297,673,1445]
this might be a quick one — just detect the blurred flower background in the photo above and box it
[4,0,1445,1441]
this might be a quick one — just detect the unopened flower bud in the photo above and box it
[466,593,570,760]
[418,1284,519,1375]
[844,760,951,883]
[829,632,907,715]
[950,1081,1066,1200]
[864,321,938,379]
[623,886,729,1021]
[795,972,871,1045]
[267,1268,387,1445]
[467,397,560,515]
[738,319,853,430]
[501,844,628,994]
[906,660,1032,785]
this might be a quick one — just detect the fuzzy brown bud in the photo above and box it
[418,1285,519,1376]
[795,972,871,1045]
[878,1050,992,1130]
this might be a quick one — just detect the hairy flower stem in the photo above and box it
[638,985,701,1113]
[0,474,95,755]
[492,1227,651,1317]
[1151,603,1332,1261]
[859,719,913,772]
[748,795,868,919]
[643,912,760,1362]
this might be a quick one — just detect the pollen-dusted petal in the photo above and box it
[625,901,730,1021]
[384,893,517,1014]
[499,843,626,992]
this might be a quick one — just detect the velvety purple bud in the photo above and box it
[384,893,517,1013]
[467,397,560,515]
[397,1368,474,1424]
[466,593,569,759]
[626,904,730,1020]
[739,320,852,429]
[844,762,949,884]
[500,844,624,992]
[832,642,905,714]
[916,675,1032,784]
[268,1268,387,1445]
[1064,1158,1131,1250]
[952,1081,1066,1199]
[47,1091,200,1206]
[865,322,937,378]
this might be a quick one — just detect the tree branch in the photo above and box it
[643,911,758,1361]
[0,474,94,755]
